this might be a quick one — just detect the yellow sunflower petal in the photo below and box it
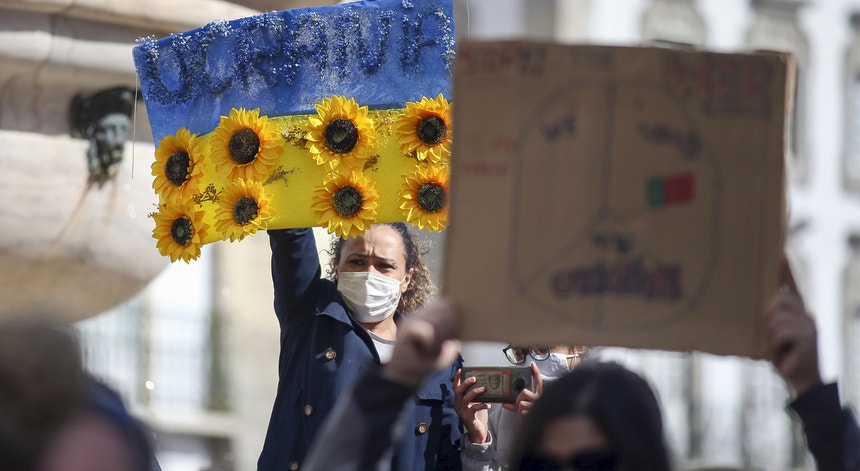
[312,170,379,239]
[152,127,205,205]
[152,203,209,263]
[395,95,452,163]
[305,96,377,171]
[399,165,450,231]
[210,108,284,182]
[214,178,276,242]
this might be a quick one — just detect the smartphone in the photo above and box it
[461,366,534,403]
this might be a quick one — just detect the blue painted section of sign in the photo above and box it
[133,0,455,142]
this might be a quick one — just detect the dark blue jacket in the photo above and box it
[303,365,453,471]
[791,382,860,471]
[258,228,462,471]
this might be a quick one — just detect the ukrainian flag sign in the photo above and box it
[133,0,454,262]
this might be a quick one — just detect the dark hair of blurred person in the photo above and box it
[0,320,159,471]
[508,361,672,471]
[0,321,88,470]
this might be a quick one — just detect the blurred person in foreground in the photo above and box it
[0,320,159,471]
[303,258,859,471]
[302,297,461,471]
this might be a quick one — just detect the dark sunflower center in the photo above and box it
[232,196,259,225]
[332,186,363,216]
[165,151,191,186]
[324,119,359,154]
[170,217,193,246]
[229,128,261,165]
[417,182,446,212]
[417,115,447,145]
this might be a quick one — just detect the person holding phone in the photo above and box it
[455,344,586,471]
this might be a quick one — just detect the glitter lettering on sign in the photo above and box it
[135,5,454,107]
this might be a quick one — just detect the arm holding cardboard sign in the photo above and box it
[764,259,860,471]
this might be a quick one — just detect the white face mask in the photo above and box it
[337,271,405,323]
[526,352,575,382]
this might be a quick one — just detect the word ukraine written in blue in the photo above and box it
[133,0,455,143]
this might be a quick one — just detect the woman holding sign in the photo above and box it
[259,226,462,471]
[455,344,587,471]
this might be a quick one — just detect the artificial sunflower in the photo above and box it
[306,95,376,170]
[395,94,452,163]
[399,165,450,231]
[214,178,276,242]
[312,170,379,238]
[151,127,204,205]
[152,203,209,263]
[210,108,283,181]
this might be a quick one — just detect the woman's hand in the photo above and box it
[764,257,821,396]
[454,369,491,444]
[502,362,543,415]
[384,298,460,388]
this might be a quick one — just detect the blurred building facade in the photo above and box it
[3,0,856,470]
[459,2,859,470]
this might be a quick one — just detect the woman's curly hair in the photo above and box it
[326,222,434,313]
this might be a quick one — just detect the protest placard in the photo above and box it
[444,42,792,358]
[133,0,455,261]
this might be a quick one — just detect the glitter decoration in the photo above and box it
[134,0,455,260]
[133,0,455,144]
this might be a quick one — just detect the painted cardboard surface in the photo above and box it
[444,42,791,359]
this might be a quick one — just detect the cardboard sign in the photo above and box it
[444,42,791,359]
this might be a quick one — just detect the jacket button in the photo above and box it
[304,404,313,416]
[324,349,336,360]
[416,422,428,434]
[289,461,299,470]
